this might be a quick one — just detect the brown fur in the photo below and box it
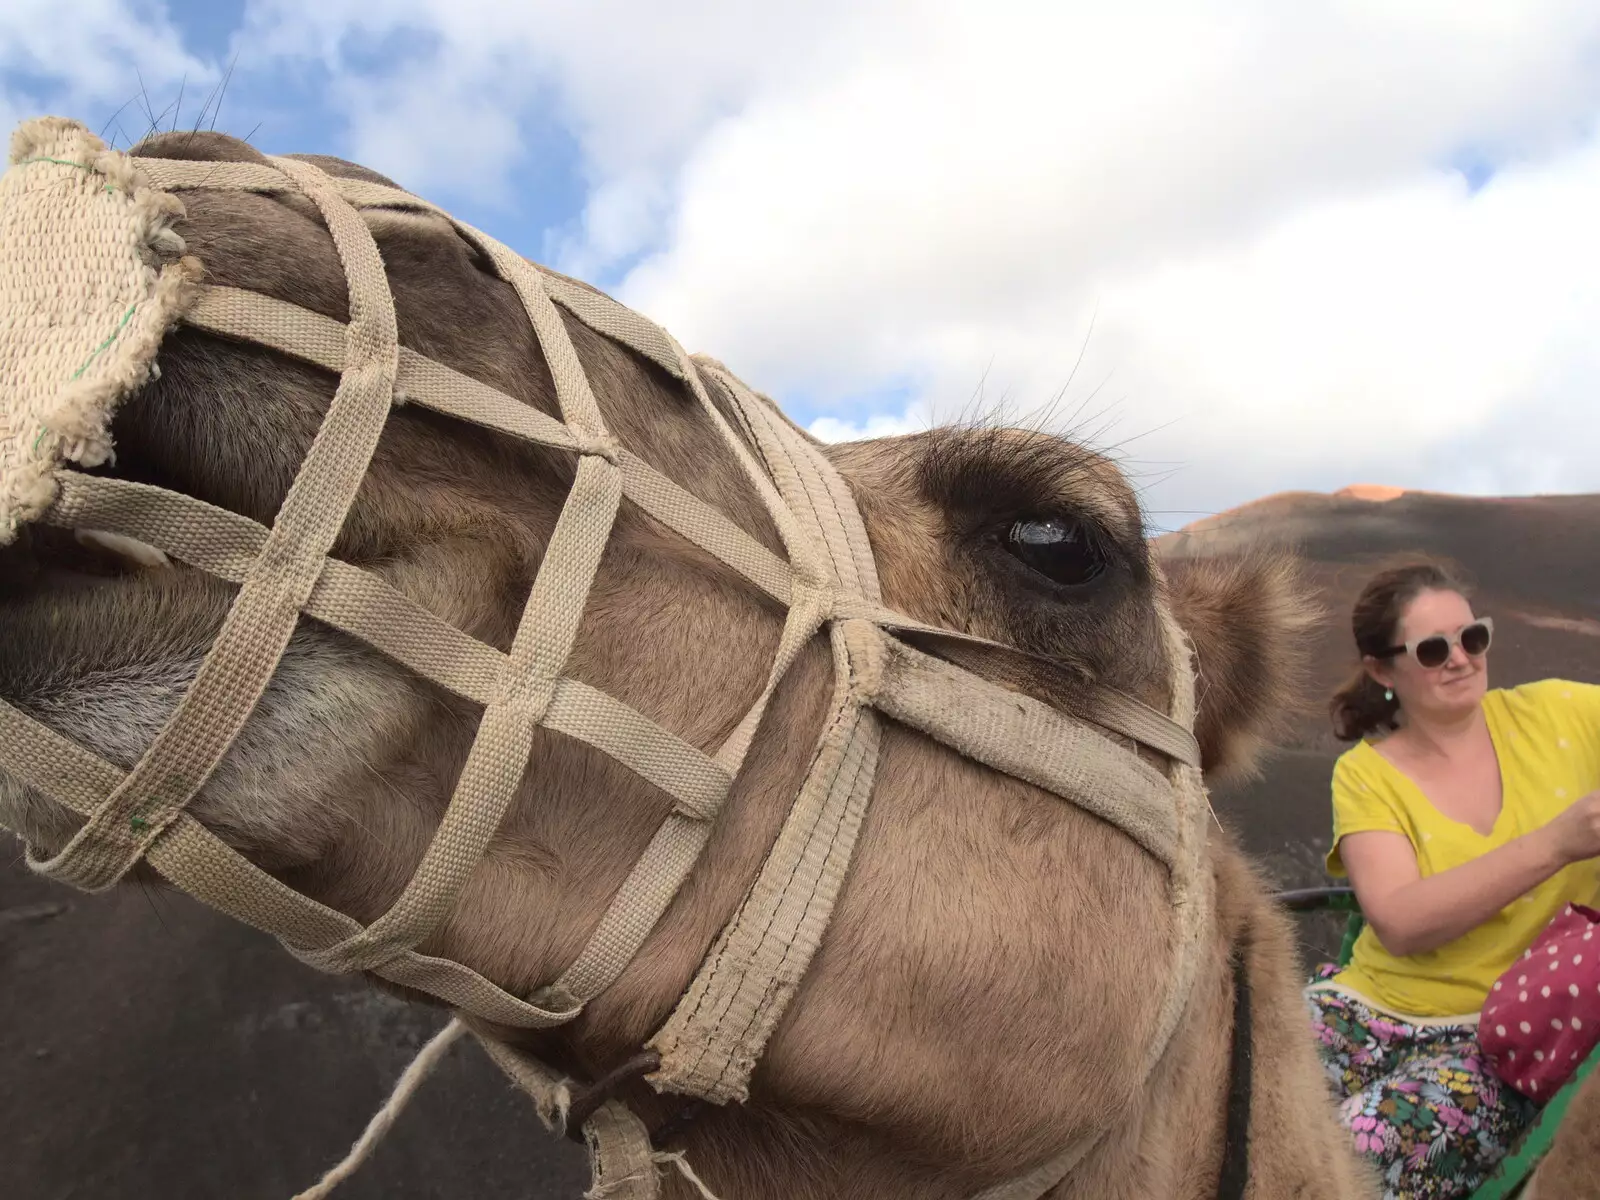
[0,129,1584,1197]
[1162,550,1325,781]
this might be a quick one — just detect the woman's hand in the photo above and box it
[1539,789,1600,867]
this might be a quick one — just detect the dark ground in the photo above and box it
[7,488,1599,1199]
[0,860,592,1199]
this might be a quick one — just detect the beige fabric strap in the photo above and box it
[28,229,777,1005]
[832,601,1202,769]
[40,472,731,817]
[535,808,724,1009]
[646,360,889,1102]
[185,285,793,607]
[184,283,1195,780]
[966,1137,1107,1200]
[533,576,833,1014]
[468,1029,576,1130]
[121,160,1199,799]
[582,1102,663,1200]
[138,158,693,388]
[3,129,742,1036]
[865,630,1179,868]
[469,1031,656,1200]
[469,1032,723,1200]
[965,591,1212,1200]
[650,624,882,1103]
[286,327,623,964]
[615,450,792,607]
[1138,596,1212,1075]
[667,351,829,589]
[31,153,401,893]
[183,285,598,453]
[348,190,789,1005]
[540,270,691,385]
[524,332,881,1019]
[0,695,123,823]
[142,157,770,1027]
[295,454,624,975]
[895,626,1202,769]
[703,361,880,606]
[134,157,296,194]
[419,211,608,441]
[0,692,585,1026]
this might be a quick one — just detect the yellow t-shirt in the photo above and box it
[1320,678,1600,1018]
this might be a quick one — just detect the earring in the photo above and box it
[1384,688,1394,702]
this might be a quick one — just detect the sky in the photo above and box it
[6,1,1600,532]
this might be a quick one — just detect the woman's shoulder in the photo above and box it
[1331,739,1386,791]
[1328,740,1409,837]
[1490,678,1600,721]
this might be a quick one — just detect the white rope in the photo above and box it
[652,1152,724,1200]
[582,1151,725,1200]
[292,1017,467,1199]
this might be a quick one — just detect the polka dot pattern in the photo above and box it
[1480,902,1600,1100]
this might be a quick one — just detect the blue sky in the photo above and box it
[8,0,879,432]
[57,0,591,286]
[8,1,1600,531]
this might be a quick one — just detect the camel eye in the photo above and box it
[1006,517,1106,588]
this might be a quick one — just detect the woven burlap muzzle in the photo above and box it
[0,117,1212,1200]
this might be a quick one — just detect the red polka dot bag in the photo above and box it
[1479,902,1600,1101]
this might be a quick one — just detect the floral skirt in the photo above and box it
[1304,964,1538,1200]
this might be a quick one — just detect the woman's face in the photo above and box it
[1367,588,1490,722]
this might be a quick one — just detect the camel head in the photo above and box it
[0,119,1375,1200]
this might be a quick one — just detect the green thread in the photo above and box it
[70,303,139,381]
[129,816,149,832]
[14,157,116,193]
[16,156,94,171]
[32,426,49,451]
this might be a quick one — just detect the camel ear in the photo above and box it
[1158,549,1323,783]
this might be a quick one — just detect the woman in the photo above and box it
[1306,557,1600,1199]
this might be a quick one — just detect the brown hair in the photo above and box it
[1329,556,1473,741]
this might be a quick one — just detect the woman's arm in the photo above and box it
[1340,827,1570,956]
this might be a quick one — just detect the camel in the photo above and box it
[0,119,1592,1200]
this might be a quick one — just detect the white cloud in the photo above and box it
[0,0,214,144]
[808,405,931,444]
[1087,142,1600,484]
[234,0,859,235]
[10,0,1600,528]
[602,1,1600,523]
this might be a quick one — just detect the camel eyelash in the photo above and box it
[918,431,1100,529]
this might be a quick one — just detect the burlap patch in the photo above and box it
[0,117,197,544]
